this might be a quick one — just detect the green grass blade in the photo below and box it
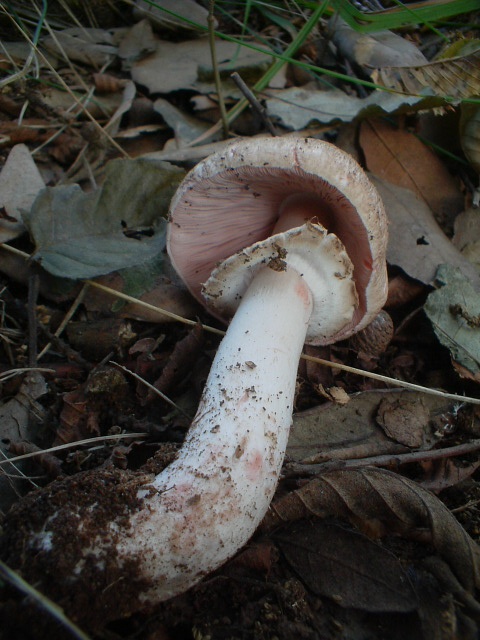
[330,0,480,33]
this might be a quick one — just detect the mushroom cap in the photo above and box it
[167,136,388,342]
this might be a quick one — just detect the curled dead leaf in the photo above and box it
[263,467,480,594]
[315,385,350,405]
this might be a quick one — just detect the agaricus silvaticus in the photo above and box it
[0,137,388,629]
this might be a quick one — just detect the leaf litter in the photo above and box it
[23,157,184,279]
[0,2,480,639]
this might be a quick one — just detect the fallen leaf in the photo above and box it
[133,0,212,33]
[104,80,136,135]
[56,367,131,445]
[453,208,480,267]
[386,274,426,309]
[23,158,185,279]
[153,97,213,147]
[277,520,417,612]
[131,38,272,94]
[146,324,204,403]
[264,467,480,593]
[419,457,480,493]
[43,27,118,68]
[376,396,432,448]
[9,441,63,479]
[360,119,464,230]
[0,372,48,448]
[91,253,199,322]
[330,15,427,69]
[0,372,48,511]
[372,49,480,101]
[66,318,136,361]
[424,264,480,380]
[315,385,350,405]
[0,144,44,242]
[265,86,422,129]
[370,176,480,290]
[41,86,128,122]
[0,237,198,323]
[288,390,445,464]
[118,19,157,69]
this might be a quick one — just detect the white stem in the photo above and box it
[119,265,313,603]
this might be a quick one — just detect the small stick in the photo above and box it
[38,282,90,360]
[231,71,277,136]
[0,432,148,467]
[284,438,480,478]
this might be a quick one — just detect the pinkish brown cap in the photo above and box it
[167,136,388,343]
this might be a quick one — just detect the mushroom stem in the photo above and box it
[120,264,313,602]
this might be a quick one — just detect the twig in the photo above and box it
[188,1,330,146]
[0,367,55,382]
[230,72,277,136]
[86,279,225,335]
[38,283,90,360]
[284,438,480,477]
[111,362,192,420]
[0,432,148,467]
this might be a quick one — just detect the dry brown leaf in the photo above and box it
[376,396,432,448]
[118,19,157,69]
[419,457,480,493]
[0,372,49,511]
[92,73,129,94]
[387,274,426,309]
[276,520,417,612]
[146,324,205,403]
[453,208,480,266]
[372,49,480,101]
[0,144,44,242]
[287,390,446,465]
[360,119,464,231]
[370,176,480,290]
[43,27,118,69]
[131,38,272,95]
[315,385,350,405]
[263,467,480,594]
[133,0,212,33]
[330,15,427,69]
[55,367,131,445]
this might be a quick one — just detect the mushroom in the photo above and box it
[0,137,388,629]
